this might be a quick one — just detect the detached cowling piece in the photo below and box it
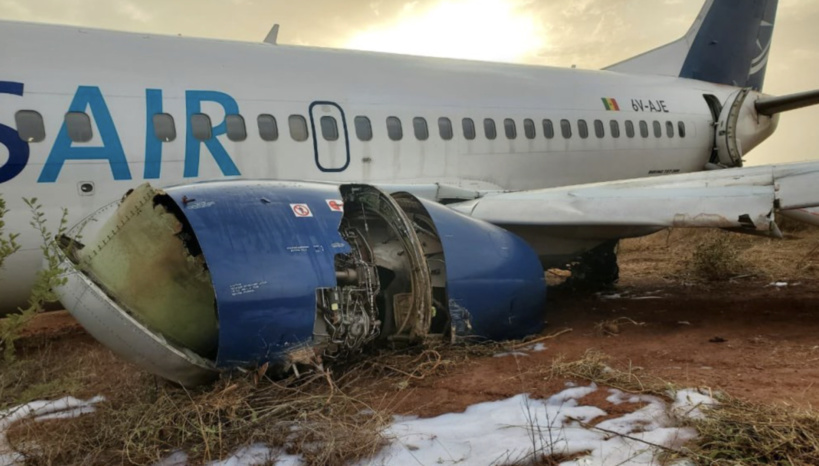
[55,181,546,386]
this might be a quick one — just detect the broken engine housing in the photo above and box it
[55,181,546,386]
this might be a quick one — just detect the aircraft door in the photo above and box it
[309,101,350,172]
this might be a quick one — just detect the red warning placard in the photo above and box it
[290,203,313,217]
[326,199,344,212]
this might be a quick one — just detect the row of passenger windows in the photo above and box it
[12,110,687,144]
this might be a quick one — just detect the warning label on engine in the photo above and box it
[326,199,344,212]
[290,203,313,217]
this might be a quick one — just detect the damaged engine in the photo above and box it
[55,181,546,386]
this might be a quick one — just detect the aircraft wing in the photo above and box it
[450,161,819,238]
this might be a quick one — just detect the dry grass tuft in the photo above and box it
[9,370,388,465]
[549,350,668,395]
[688,231,750,282]
[619,227,819,285]
[685,395,819,465]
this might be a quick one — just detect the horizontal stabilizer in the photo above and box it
[755,89,819,116]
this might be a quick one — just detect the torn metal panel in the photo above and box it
[56,251,217,386]
[76,183,218,357]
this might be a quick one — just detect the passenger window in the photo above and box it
[610,120,620,139]
[523,119,535,139]
[666,121,674,138]
[225,114,247,142]
[653,121,662,138]
[504,118,517,139]
[594,120,605,138]
[560,119,572,139]
[387,116,403,141]
[438,117,453,140]
[15,110,46,142]
[543,119,555,139]
[678,121,686,138]
[320,116,339,141]
[639,121,649,138]
[190,114,213,141]
[625,121,635,138]
[354,116,372,141]
[413,117,429,141]
[151,113,176,142]
[288,114,309,141]
[484,118,497,140]
[257,114,279,141]
[65,112,93,143]
[578,119,589,139]
[462,118,476,140]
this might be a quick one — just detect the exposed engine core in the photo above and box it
[55,181,546,386]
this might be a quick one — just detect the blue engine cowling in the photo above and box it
[57,181,546,385]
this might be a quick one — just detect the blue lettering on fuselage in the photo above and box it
[0,81,30,184]
[38,86,132,182]
[184,90,241,178]
[0,83,244,184]
[144,88,164,179]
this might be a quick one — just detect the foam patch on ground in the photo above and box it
[0,396,105,465]
[364,385,712,466]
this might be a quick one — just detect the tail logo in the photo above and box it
[749,20,774,78]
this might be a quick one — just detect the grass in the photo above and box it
[3,339,488,465]
[8,364,389,465]
[688,395,819,465]
[688,232,749,281]
[7,327,819,465]
[619,226,819,284]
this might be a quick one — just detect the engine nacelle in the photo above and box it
[55,182,546,386]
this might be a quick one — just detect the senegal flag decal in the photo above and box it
[602,98,620,111]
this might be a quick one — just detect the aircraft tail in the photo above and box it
[605,0,778,91]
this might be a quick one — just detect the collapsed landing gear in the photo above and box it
[562,240,620,291]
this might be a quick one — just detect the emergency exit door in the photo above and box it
[309,101,350,172]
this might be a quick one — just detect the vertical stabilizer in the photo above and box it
[605,0,778,91]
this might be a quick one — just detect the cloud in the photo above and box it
[346,0,548,63]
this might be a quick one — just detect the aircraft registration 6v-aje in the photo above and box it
[1,0,818,385]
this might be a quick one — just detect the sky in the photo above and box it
[2,0,818,164]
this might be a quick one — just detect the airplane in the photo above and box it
[1,0,819,385]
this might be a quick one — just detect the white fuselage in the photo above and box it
[0,21,757,311]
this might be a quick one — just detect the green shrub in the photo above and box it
[689,232,747,281]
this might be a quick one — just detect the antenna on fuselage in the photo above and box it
[264,24,280,45]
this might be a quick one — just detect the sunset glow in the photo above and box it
[345,0,547,62]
